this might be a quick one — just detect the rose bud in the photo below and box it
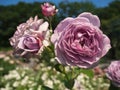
[41,2,58,16]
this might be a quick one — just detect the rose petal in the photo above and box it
[39,21,49,32]
[102,35,111,56]
[43,40,50,47]
[51,33,59,44]
[17,37,25,49]
[54,17,73,33]
[78,12,100,27]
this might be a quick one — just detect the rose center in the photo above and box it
[23,37,40,50]
[77,32,90,47]
[79,38,85,47]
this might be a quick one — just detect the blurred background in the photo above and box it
[0,0,120,90]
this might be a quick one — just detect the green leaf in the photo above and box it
[64,79,75,89]
[80,69,94,78]
[74,67,81,76]
[40,45,55,66]
[41,85,53,90]
[54,64,65,73]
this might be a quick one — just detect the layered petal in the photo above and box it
[51,12,111,68]
[9,16,50,57]
[78,12,100,27]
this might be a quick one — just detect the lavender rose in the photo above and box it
[10,16,50,57]
[106,61,120,87]
[51,12,111,68]
[41,2,58,16]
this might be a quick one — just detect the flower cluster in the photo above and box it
[9,2,120,89]
[10,2,111,68]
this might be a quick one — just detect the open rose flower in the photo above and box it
[51,12,111,68]
[106,61,120,87]
[9,16,50,57]
[41,2,58,16]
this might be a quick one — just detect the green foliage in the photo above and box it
[0,57,110,90]
[0,59,16,75]
[80,69,94,78]
[58,1,95,20]
[40,45,55,66]
[54,64,65,73]
[64,79,75,89]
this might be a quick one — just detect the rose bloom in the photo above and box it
[10,16,50,57]
[51,12,111,68]
[41,2,58,16]
[106,61,120,87]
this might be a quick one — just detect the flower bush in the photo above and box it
[0,61,109,90]
[7,2,120,90]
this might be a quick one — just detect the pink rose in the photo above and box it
[106,61,120,87]
[10,16,50,57]
[41,2,58,16]
[51,12,111,68]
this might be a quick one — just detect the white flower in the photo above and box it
[41,73,48,81]
[0,67,4,71]
[44,79,53,88]
[13,81,20,87]
[21,76,29,85]
[4,70,21,80]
